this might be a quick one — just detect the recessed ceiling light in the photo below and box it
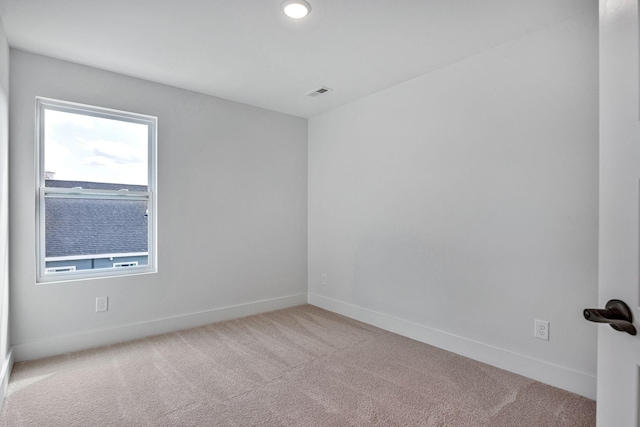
[282,0,312,19]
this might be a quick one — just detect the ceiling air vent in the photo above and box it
[306,86,332,98]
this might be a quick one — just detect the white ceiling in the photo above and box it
[0,0,592,118]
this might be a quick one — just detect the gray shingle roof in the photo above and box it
[45,180,148,258]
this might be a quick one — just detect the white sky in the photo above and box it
[44,109,148,186]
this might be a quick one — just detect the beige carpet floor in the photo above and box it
[0,305,595,426]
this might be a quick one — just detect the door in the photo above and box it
[598,0,640,425]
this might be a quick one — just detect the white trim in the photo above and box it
[12,293,308,362]
[44,187,149,199]
[36,97,157,125]
[37,269,156,285]
[308,293,596,400]
[0,348,13,409]
[46,252,148,262]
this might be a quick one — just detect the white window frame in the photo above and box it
[36,97,158,283]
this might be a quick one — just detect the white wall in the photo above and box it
[308,8,598,398]
[0,15,11,403]
[10,50,308,360]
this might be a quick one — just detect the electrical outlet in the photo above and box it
[321,274,327,285]
[534,319,549,341]
[96,296,108,312]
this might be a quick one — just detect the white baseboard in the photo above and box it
[13,293,308,363]
[0,348,13,408]
[308,293,596,400]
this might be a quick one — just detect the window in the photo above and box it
[113,261,139,268]
[36,98,157,283]
[45,266,76,274]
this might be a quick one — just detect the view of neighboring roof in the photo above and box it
[45,180,148,258]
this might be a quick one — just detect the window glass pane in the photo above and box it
[44,109,148,190]
[44,197,149,272]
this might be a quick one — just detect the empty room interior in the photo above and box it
[0,0,628,425]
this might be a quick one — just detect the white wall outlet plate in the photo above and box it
[96,296,108,312]
[534,319,549,341]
